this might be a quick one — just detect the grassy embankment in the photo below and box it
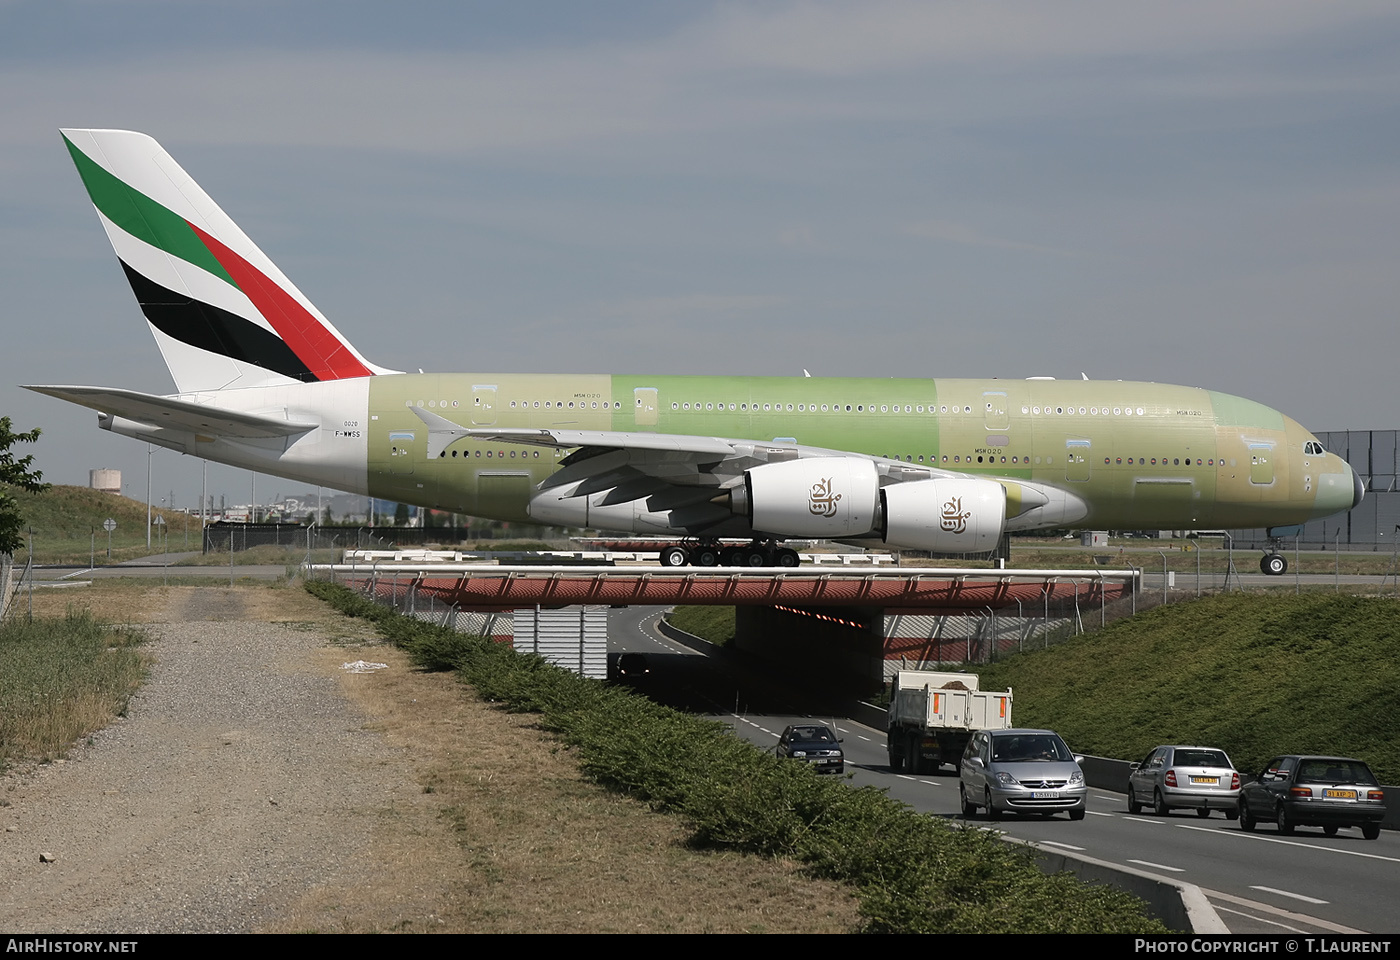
[929,539,1399,581]
[7,485,192,564]
[306,579,1166,933]
[666,605,736,645]
[0,611,147,768]
[974,592,1400,783]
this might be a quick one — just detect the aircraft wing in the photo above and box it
[414,406,880,481]
[23,385,318,439]
[411,406,1071,541]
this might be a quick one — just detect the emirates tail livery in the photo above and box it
[27,129,1363,572]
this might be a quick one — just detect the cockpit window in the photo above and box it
[1304,441,1326,456]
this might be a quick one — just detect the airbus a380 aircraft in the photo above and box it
[28,129,1363,573]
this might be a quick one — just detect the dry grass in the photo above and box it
[24,580,178,623]
[0,610,147,767]
[266,637,859,934]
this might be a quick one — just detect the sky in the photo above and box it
[1,0,1398,511]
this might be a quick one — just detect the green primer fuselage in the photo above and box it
[365,373,1351,532]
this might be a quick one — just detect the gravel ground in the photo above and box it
[0,588,419,934]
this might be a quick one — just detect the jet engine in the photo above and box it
[742,457,880,538]
[879,477,1006,553]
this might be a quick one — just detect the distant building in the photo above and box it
[89,468,121,495]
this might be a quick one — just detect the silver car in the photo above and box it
[959,728,1087,820]
[1128,745,1241,818]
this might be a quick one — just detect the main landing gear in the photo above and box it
[1259,543,1288,576]
[658,540,801,568]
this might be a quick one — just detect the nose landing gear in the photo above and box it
[1259,551,1287,576]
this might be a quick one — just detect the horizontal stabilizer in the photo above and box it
[22,385,318,439]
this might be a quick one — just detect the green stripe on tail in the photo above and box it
[63,134,235,286]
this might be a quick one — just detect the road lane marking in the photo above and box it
[1122,816,1165,825]
[1250,885,1328,905]
[1211,905,1308,933]
[1200,887,1364,934]
[1127,859,1183,872]
[1087,811,1113,817]
[1178,824,1400,863]
[895,775,940,785]
[1039,841,1085,851]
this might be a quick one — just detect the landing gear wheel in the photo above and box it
[1261,554,1287,576]
[744,547,770,566]
[1276,805,1295,835]
[1154,789,1169,817]
[692,545,720,567]
[960,784,976,819]
[660,545,689,567]
[1238,800,1256,832]
[720,547,745,566]
[775,548,800,568]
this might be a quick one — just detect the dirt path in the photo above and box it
[1,584,857,934]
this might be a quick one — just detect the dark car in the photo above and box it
[1239,755,1386,840]
[776,724,845,775]
[608,652,651,684]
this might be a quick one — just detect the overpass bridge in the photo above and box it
[312,563,1136,612]
[309,562,1140,687]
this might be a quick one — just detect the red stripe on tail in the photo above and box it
[187,222,372,381]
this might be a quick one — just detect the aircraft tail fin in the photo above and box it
[61,128,397,394]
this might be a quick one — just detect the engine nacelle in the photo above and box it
[744,457,880,538]
[880,478,1007,553]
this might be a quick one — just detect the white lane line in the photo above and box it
[1122,816,1165,825]
[856,735,872,742]
[1250,885,1329,905]
[1211,905,1309,933]
[1177,824,1400,864]
[1086,811,1114,817]
[1200,887,1365,934]
[1127,859,1184,873]
[895,775,940,785]
[1040,841,1086,851]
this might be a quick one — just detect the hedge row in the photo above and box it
[306,581,1166,933]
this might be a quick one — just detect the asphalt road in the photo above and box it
[608,606,1399,935]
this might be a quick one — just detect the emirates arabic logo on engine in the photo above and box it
[941,495,972,534]
[808,477,842,517]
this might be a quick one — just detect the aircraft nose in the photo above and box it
[1351,461,1365,509]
